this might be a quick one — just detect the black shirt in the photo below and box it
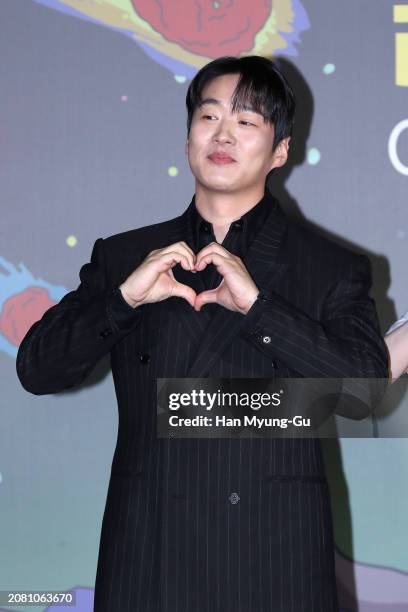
[189,187,273,290]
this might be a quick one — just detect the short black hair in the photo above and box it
[186,55,296,151]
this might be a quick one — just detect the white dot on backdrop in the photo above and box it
[121,95,128,102]
[0,472,3,484]
[323,63,336,75]
[66,235,77,247]
[307,148,321,165]
[174,75,187,83]
[397,229,405,239]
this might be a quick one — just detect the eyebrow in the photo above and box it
[198,97,261,114]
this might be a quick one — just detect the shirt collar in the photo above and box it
[189,187,273,254]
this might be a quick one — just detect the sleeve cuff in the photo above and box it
[106,286,143,332]
[242,290,274,336]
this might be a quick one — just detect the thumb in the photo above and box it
[194,288,219,311]
[171,281,197,308]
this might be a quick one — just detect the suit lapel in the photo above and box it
[186,195,289,377]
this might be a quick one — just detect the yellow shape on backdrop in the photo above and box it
[394,5,408,85]
[393,4,408,22]
[396,33,408,86]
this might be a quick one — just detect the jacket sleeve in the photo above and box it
[242,253,389,418]
[16,237,143,395]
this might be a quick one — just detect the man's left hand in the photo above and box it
[193,242,259,314]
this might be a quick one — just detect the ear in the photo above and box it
[185,138,189,155]
[269,137,290,171]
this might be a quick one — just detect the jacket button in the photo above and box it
[99,328,111,339]
[228,492,240,505]
[262,335,271,344]
[140,353,151,364]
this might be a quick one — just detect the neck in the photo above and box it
[194,183,266,242]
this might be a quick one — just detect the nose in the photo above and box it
[213,118,236,145]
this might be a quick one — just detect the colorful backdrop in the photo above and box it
[1,1,408,610]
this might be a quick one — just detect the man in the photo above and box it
[17,56,388,611]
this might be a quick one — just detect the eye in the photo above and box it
[202,114,216,120]
[239,120,255,126]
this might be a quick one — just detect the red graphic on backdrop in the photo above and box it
[131,0,271,57]
[0,286,56,346]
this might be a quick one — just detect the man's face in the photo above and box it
[186,73,289,196]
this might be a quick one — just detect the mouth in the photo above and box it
[207,153,237,165]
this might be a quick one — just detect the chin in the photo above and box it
[197,170,241,189]
[198,178,240,192]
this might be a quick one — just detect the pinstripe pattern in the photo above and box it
[16,190,388,611]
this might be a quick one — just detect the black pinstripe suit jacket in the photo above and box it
[16,192,388,612]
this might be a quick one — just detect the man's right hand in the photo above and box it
[119,241,197,309]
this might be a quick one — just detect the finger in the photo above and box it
[171,280,197,308]
[195,242,231,260]
[179,241,198,272]
[195,251,229,273]
[156,251,192,273]
[161,245,195,270]
[179,241,196,260]
[161,242,196,270]
[194,288,219,311]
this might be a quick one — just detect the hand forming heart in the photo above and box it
[192,242,259,315]
[120,240,259,313]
